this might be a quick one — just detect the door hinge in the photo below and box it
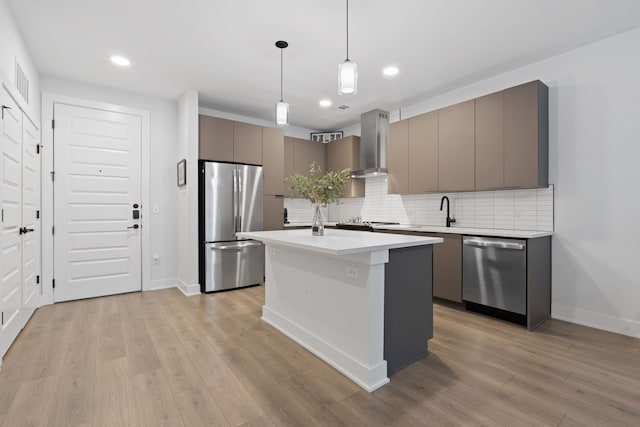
[36,210,40,219]
[51,119,55,129]
[36,275,40,284]
[52,279,55,289]
[50,171,55,181]
[52,226,55,235]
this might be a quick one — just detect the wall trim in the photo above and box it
[40,92,151,305]
[149,277,177,291]
[552,304,640,339]
[176,278,201,297]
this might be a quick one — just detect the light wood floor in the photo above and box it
[0,286,638,426]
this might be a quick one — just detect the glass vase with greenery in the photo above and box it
[287,162,350,235]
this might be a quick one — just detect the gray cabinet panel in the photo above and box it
[438,100,475,192]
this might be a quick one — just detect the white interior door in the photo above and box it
[1,92,23,356]
[53,103,142,302]
[21,115,40,323]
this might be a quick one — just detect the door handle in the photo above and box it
[1,105,12,119]
[19,227,35,235]
[127,224,140,230]
[464,239,525,250]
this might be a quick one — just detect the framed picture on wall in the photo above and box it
[177,159,187,187]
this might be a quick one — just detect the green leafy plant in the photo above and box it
[286,162,350,205]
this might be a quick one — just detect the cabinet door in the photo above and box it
[327,136,364,198]
[504,81,547,188]
[438,100,475,192]
[234,122,262,165]
[475,91,504,190]
[262,127,284,195]
[292,137,310,177]
[388,120,409,194]
[309,141,327,171]
[408,111,438,194]
[199,115,234,162]
[263,195,284,230]
[283,137,294,197]
[430,233,462,302]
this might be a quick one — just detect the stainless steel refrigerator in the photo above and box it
[200,161,264,292]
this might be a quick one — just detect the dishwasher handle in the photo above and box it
[463,239,525,250]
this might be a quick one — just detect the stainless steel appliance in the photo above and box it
[462,236,527,318]
[200,161,264,292]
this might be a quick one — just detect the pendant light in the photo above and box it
[338,0,357,95]
[275,40,289,126]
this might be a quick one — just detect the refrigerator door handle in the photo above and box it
[233,168,238,232]
[237,169,243,232]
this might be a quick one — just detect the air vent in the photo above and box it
[14,59,29,104]
[338,105,350,110]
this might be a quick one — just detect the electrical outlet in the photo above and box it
[346,266,358,278]
[152,254,160,264]
[152,205,160,214]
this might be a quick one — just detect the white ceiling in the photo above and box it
[8,0,640,130]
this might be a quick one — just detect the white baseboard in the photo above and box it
[176,278,201,297]
[552,304,640,339]
[148,277,177,291]
[262,306,389,393]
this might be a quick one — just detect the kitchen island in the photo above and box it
[237,229,442,392]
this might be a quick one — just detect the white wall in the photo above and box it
[40,76,179,288]
[0,0,40,122]
[341,29,640,338]
[176,90,200,295]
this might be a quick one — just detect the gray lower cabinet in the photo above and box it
[263,195,284,231]
[384,245,433,376]
[429,233,462,302]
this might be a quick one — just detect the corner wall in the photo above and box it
[177,90,200,295]
[0,0,40,122]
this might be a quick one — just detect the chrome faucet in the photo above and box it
[440,196,456,228]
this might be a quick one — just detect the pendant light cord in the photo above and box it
[280,48,284,101]
[346,0,349,60]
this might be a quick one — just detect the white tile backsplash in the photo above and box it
[284,176,554,232]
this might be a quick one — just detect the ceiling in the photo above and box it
[8,0,640,130]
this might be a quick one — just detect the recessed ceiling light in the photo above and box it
[110,55,131,67]
[319,99,332,108]
[383,66,399,76]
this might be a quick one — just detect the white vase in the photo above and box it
[311,203,324,236]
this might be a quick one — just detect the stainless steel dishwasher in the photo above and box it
[462,236,527,321]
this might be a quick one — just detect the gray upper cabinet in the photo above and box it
[309,140,327,172]
[233,122,262,165]
[327,136,365,198]
[438,100,475,192]
[408,111,438,194]
[283,137,294,197]
[387,120,409,194]
[292,137,311,177]
[475,91,504,191]
[199,115,234,162]
[262,127,284,196]
[503,80,549,189]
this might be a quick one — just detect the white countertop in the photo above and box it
[372,224,553,239]
[237,229,442,256]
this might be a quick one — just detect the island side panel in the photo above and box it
[384,245,433,376]
[261,243,390,392]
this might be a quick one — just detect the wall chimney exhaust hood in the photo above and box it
[351,109,390,178]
